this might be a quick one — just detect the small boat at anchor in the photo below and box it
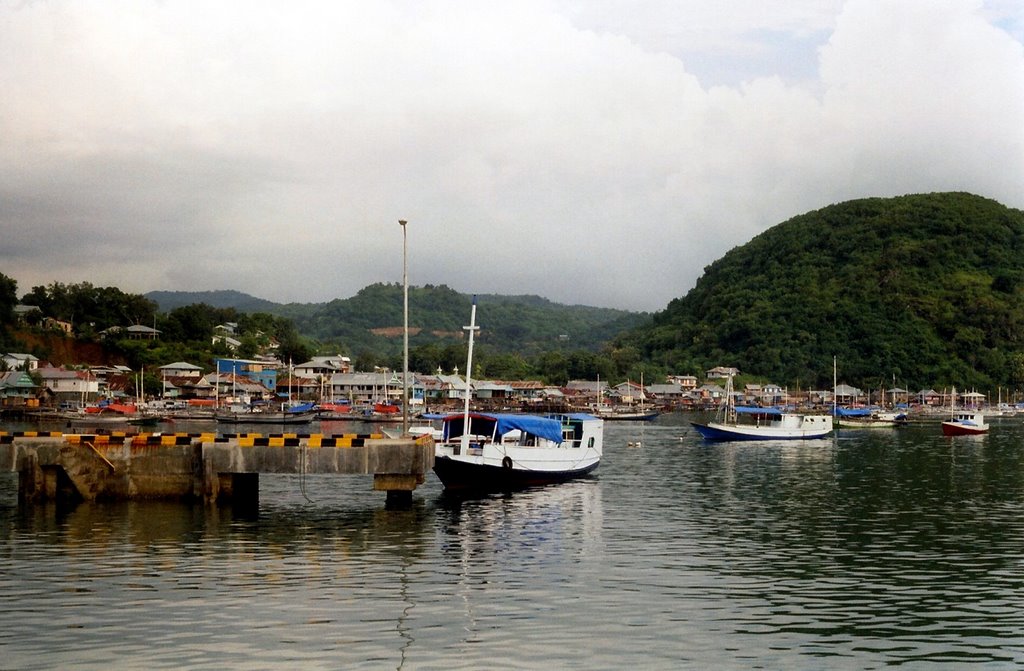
[433,411,604,491]
[691,375,832,441]
[942,411,988,436]
[941,388,988,436]
[833,407,908,429]
[214,401,317,425]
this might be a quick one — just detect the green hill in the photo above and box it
[145,290,284,313]
[148,284,646,357]
[624,192,1024,391]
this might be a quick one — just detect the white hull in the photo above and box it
[433,413,603,490]
[693,414,832,441]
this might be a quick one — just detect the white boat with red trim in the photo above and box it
[941,411,988,436]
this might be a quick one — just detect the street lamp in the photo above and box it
[399,219,409,436]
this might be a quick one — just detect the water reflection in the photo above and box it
[2,417,1024,668]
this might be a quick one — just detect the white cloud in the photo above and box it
[0,0,1021,312]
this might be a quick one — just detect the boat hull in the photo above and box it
[215,411,316,425]
[596,411,660,422]
[941,421,988,436]
[691,420,832,441]
[433,454,599,491]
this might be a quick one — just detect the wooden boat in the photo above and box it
[594,407,660,422]
[942,411,988,436]
[433,411,604,491]
[215,401,317,425]
[941,389,988,435]
[834,407,908,428]
[691,375,832,441]
[432,298,602,490]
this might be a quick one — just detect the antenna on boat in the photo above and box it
[461,296,479,452]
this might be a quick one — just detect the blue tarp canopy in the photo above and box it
[287,402,316,413]
[734,406,782,416]
[442,412,564,444]
[833,406,873,417]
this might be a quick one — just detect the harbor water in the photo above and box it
[2,414,1024,669]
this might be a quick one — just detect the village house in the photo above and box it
[0,370,37,405]
[743,382,785,405]
[160,362,205,379]
[608,380,647,404]
[564,380,609,406]
[327,371,402,405]
[646,382,685,404]
[694,383,727,405]
[667,375,698,390]
[834,383,865,405]
[293,355,352,379]
[12,304,41,323]
[705,366,740,380]
[205,372,273,404]
[215,358,276,391]
[36,366,100,405]
[43,317,73,334]
[417,373,467,407]
[2,353,39,371]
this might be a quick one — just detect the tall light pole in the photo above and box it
[399,219,409,436]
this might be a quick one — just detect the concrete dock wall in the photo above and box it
[0,432,435,506]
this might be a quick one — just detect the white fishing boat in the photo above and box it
[691,375,832,441]
[433,411,604,490]
[432,298,603,490]
[833,407,908,428]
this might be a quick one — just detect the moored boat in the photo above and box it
[941,411,988,436]
[594,407,660,422]
[940,387,988,436]
[691,375,832,441]
[214,401,317,425]
[833,407,908,428]
[432,297,603,490]
[433,411,604,491]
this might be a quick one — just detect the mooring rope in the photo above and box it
[298,440,314,503]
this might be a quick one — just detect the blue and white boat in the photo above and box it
[432,298,603,490]
[433,411,604,490]
[691,375,832,441]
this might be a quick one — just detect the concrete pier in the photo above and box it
[0,431,435,509]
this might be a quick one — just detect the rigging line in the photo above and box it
[298,440,313,503]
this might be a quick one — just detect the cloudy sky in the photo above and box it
[2,1,1022,312]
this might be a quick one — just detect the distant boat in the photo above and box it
[941,387,988,436]
[215,402,317,425]
[594,407,660,422]
[833,407,908,429]
[691,375,832,441]
[942,411,988,436]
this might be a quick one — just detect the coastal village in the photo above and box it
[0,339,989,420]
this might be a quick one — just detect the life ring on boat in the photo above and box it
[501,456,513,469]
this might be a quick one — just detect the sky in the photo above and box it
[1,0,1022,313]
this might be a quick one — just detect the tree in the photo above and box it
[0,272,16,344]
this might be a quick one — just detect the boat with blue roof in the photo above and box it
[691,375,832,441]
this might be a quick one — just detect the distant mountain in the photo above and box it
[147,284,647,356]
[622,192,1024,390]
[146,290,284,313]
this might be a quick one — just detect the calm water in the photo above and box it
[2,415,1024,670]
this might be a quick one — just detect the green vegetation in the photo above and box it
[8,191,1024,394]
[621,192,1024,392]
[2,278,649,385]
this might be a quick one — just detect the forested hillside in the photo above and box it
[623,192,1024,391]
[151,283,646,358]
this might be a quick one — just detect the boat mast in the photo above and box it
[461,297,479,451]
